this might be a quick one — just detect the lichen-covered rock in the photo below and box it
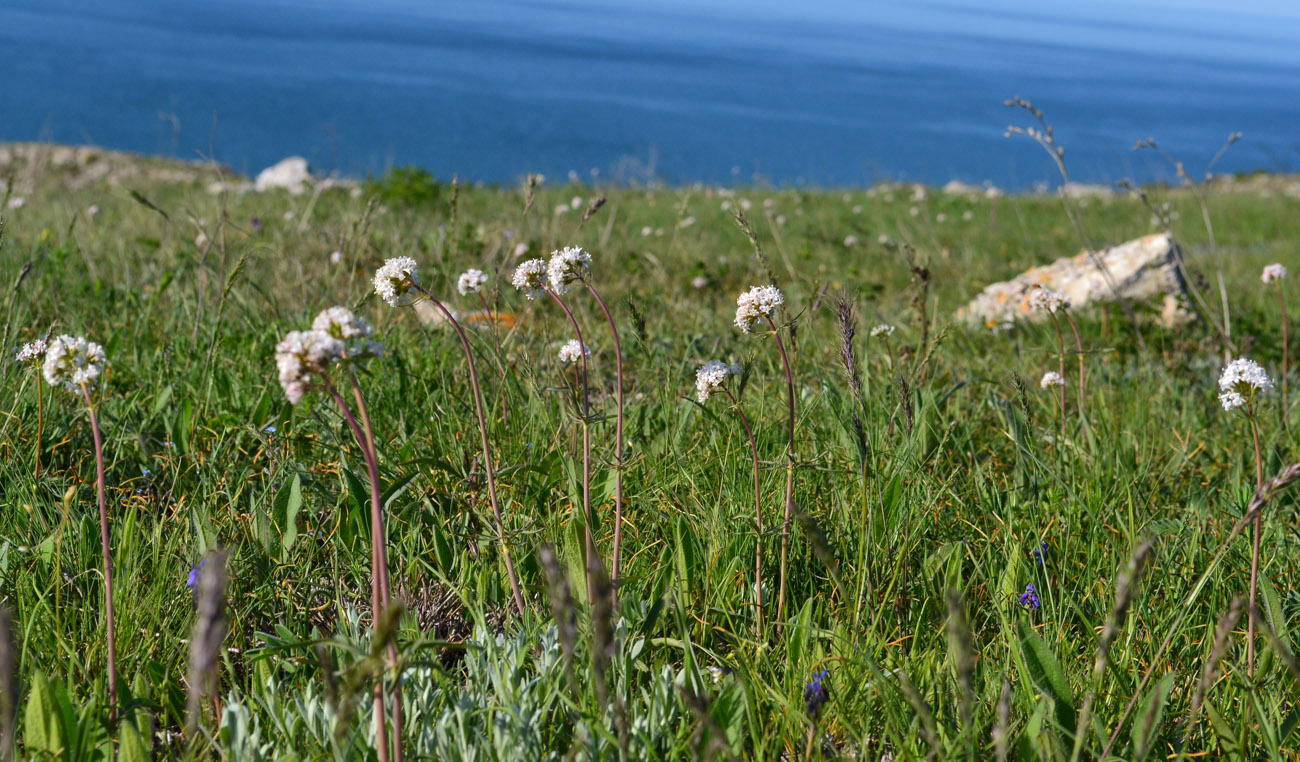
[956,233,1192,329]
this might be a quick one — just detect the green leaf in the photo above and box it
[272,473,303,552]
[1016,619,1076,734]
[1131,672,1174,761]
[23,672,63,756]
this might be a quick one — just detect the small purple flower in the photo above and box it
[186,558,206,589]
[1019,584,1040,610]
[250,217,263,233]
[264,425,277,434]
[804,669,830,720]
[1032,541,1047,565]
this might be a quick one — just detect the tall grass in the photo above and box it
[0,150,1297,759]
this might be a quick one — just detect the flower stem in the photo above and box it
[80,384,117,715]
[1064,310,1086,424]
[1248,414,1264,677]
[34,375,44,480]
[766,316,797,633]
[546,288,602,603]
[723,387,764,634]
[415,286,527,616]
[477,291,511,427]
[325,383,392,762]
[1280,287,1290,426]
[1051,314,1067,438]
[582,280,626,603]
[347,372,404,762]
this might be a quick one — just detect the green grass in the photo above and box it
[1,159,1298,760]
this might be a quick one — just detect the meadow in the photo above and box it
[1,147,1299,760]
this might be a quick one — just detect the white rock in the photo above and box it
[956,233,1192,329]
[255,156,312,194]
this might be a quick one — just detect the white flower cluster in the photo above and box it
[734,285,784,333]
[312,306,384,361]
[1040,371,1065,388]
[457,268,489,296]
[1262,263,1288,284]
[512,259,549,300]
[547,246,591,294]
[15,339,47,363]
[275,330,344,405]
[373,256,420,307]
[695,360,741,404]
[1028,287,1069,313]
[42,335,106,392]
[870,324,895,338]
[558,339,590,364]
[1218,357,1273,412]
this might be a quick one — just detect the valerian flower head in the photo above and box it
[734,285,784,333]
[373,256,421,307]
[457,268,489,296]
[695,360,737,404]
[1218,357,1272,413]
[15,339,48,363]
[803,670,830,720]
[312,307,383,361]
[42,335,106,391]
[275,330,344,404]
[558,339,590,364]
[512,259,549,300]
[1262,263,1288,284]
[547,246,591,294]
[869,324,895,338]
[1028,287,1069,313]
[1040,371,1065,388]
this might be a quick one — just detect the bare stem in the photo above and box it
[1280,288,1290,426]
[34,376,43,480]
[1064,310,1086,424]
[347,373,404,762]
[723,386,764,634]
[325,383,391,762]
[1248,414,1263,677]
[546,288,601,603]
[766,316,797,632]
[477,291,510,427]
[1051,314,1067,438]
[414,286,527,616]
[80,384,117,714]
[582,280,625,602]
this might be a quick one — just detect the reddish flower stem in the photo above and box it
[722,386,764,633]
[765,316,796,633]
[582,280,626,602]
[414,286,526,616]
[80,383,117,715]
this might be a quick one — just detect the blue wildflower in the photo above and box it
[1032,541,1047,565]
[264,425,277,434]
[804,669,830,720]
[187,558,206,589]
[1019,584,1040,610]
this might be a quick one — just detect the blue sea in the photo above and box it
[3,0,1299,188]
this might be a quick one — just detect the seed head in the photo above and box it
[512,259,549,300]
[547,246,591,294]
[42,335,106,392]
[457,268,489,296]
[735,285,784,333]
[373,256,421,307]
